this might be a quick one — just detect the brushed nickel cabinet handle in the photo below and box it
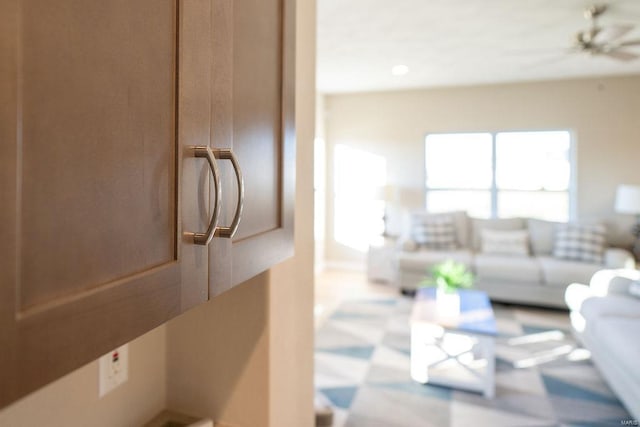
[213,148,244,239]
[190,146,222,245]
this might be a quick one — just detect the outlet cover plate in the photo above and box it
[98,344,129,397]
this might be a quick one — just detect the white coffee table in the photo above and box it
[410,288,497,398]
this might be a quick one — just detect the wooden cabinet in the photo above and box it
[0,0,293,409]
[209,0,294,296]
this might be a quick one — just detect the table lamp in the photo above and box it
[615,184,640,259]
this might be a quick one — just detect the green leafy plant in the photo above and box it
[421,260,474,294]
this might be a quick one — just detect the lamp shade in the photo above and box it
[372,185,395,202]
[615,185,640,214]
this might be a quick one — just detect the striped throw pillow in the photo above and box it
[411,215,458,250]
[552,224,606,264]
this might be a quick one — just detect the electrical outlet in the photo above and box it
[98,344,128,397]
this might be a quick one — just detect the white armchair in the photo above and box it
[565,268,640,419]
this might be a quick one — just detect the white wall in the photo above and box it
[324,75,640,264]
[0,326,166,427]
[315,94,327,273]
[269,0,316,421]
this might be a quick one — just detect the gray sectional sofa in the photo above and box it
[565,269,640,418]
[394,211,634,308]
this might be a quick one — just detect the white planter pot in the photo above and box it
[436,288,460,316]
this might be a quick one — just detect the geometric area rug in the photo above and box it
[315,295,632,427]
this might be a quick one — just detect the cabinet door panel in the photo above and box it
[231,0,282,239]
[19,0,177,309]
[209,0,294,295]
[0,0,211,408]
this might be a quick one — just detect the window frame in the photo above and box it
[424,130,575,220]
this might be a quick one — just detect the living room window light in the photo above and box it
[425,131,572,221]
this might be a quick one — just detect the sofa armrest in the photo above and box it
[589,268,640,296]
[603,247,635,269]
[565,283,593,312]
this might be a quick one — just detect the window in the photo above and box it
[425,131,572,221]
[425,133,493,218]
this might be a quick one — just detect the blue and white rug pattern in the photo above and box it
[315,296,632,427]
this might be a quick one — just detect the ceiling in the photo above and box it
[317,0,640,93]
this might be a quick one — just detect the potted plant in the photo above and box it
[424,260,474,293]
[421,260,474,314]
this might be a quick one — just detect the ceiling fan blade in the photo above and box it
[601,50,639,62]
[619,39,640,47]
[502,47,572,56]
[593,24,634,44]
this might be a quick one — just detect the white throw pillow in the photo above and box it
[471,217,525,250]
[552,223,606,264]
[480,229,529,257]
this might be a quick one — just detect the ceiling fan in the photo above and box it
[573,4,640,61]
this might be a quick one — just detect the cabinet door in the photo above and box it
[209,0,295,295]
[0,0,212,408]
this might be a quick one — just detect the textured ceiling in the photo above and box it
[317,0,640,93]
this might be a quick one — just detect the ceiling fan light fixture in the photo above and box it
[572,4,639,62]
[584,4,607,20]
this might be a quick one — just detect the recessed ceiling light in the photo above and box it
[391,64,409,76]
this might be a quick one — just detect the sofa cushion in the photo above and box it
[396,250,473,273]
[471,217,525,250]
[527,218,560,255]
[411,215,457,250]
[474,254,541,284]
[538,256,602,288]
[580,294,640,321]
[552,223,606,264]
[630,280,640,298]
[480,229,530,257]
[410,211,469,248]
[588,316,640,385]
